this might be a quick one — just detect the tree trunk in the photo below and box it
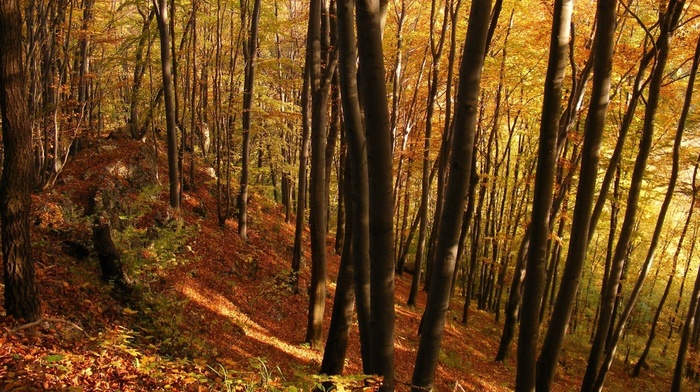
[410,0,491,387]
[92,221,132,292]
[515,0,572,389]
[583,2,684,389]
[336,0,371,371]
[355,0,395,387]
[320,164,355,375]
[306,0,336,349]
[632,31,700,380]
[535,0,616,386]
[154,0,181,209]
[0,0,42,322]
[238,0,262,241]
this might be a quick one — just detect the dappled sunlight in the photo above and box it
[179,281,322,364]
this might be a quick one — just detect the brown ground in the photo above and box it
[0,137,678,391]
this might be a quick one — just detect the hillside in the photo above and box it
[0,138,677,391]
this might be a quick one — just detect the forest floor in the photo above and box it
[0,136,683,391]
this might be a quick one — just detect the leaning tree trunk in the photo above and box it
[516,0,572,390]
[583,2,684,389]
[291,64,311,292]
[0,0,42,322]
[672,162,700,391]
[410,0,492,388]
[534,0,616,387]
[632,31,700,379]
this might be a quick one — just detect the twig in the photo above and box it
[11,317,89,338]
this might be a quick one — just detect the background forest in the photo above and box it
[2,0,700,390]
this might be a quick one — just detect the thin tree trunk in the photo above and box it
[306,0,336,349]
[582,2,684,389]
[238,0,262,241]
[632,32,700,380]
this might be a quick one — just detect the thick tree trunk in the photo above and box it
[534,0,616,387]
[320,166,355,375]
[336,0,371,371]
[92,221,132,292]
[410,0,491,387]
[0,0,42,322]
[355,0,395,387]
[515,0,572,390]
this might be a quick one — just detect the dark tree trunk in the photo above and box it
[154,0,181,209]
[410,0,491,387]
[355,0,396,387]
[336,0,371,371]
[672,176,700,391]
[92,221,132,292]
[582,2,684,389]
[238,0,262,241]
[633,30,700,380]
[516,0,572,389]
[130,9,155,139]
[0,0,42,322]
[291,64,311,291]
[534,0,616,387]
[306,0,335,349]
[320,164,355,375]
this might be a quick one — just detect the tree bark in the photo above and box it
[516,0,572,389]
[238,0,262,241]
[582,2,684,390]
[355,0,395,387]
[535,0,616,387]
[154,0,181,209]
[336,0,371,371]
[410,0,491,387]
[320,163,355,375]
[633,30,700,380]
[0,0,42,322]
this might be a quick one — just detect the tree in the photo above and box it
[516,0,572,389]
[410,0,492,387]
[581,1,684,388]
[355,0,395,387]
[238,0,262,241]
[305,0,336,349]
[535,0,616,387]
[0,0,42,322]
[320,161,354,375]
[154,0,181,209]
[336,0,371,370]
